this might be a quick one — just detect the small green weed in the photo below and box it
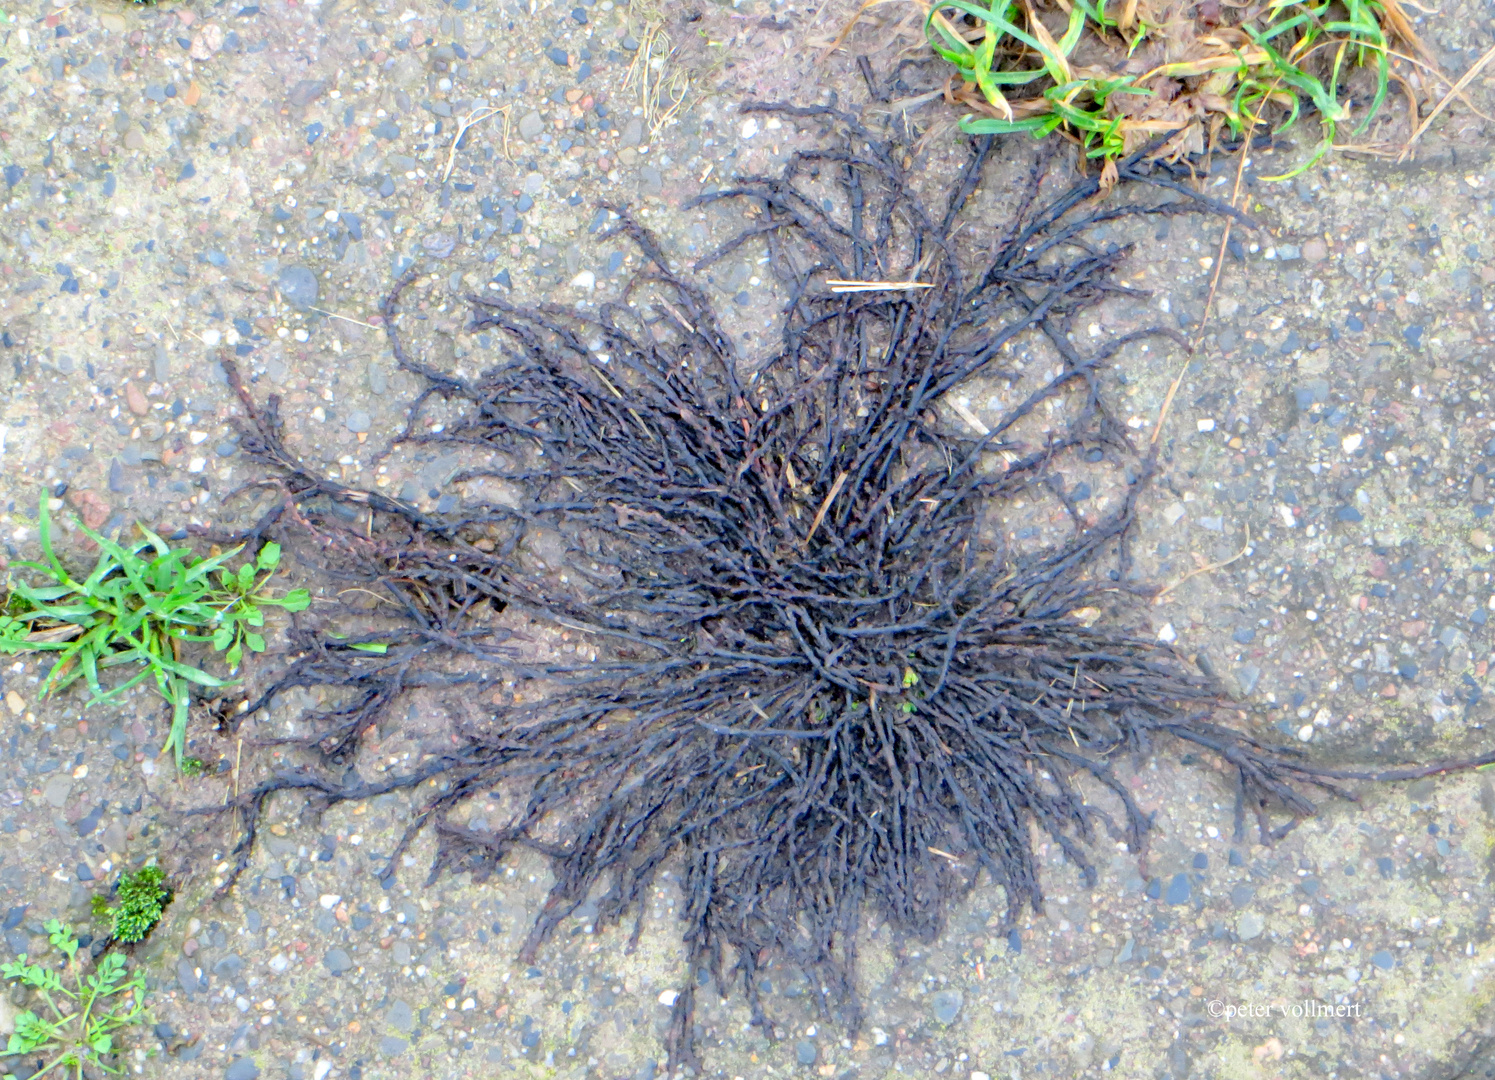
[0,920,149,1080]
[93,865,171,945]
[0,495,309,770]
[927,0,1414,177]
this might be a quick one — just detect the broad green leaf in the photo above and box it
[280,589,311,613]
[245,633,266,653]
[237,562,256,591]
[225,642,242,669]
[257,542,282,571]
[212,626,234,651]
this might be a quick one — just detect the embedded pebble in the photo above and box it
[277,265,319,308]
[225,1057,259,1080]
[931,989,963,1024]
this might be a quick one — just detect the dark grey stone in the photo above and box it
[422,232,457,259]
[286,79,328,106]
[795,1041,817,1065]
[75,803,104,837]
[177,959,205,995]
[387,999,414,1032]
[225,1056,259,1080]
[1165,873,1191,905]
[323,948,353,975]
[277,265,318,309]
[931,988,963,1025]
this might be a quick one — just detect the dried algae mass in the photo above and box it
[202,106,1446,1070]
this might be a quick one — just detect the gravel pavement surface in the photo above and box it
[3,1,1495,1078]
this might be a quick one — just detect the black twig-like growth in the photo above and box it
[197,108,1495,1072]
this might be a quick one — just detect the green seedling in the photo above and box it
[93,865,171,945]
[0,920,149,1080]
[0,494,309,770]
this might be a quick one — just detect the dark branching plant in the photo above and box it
[194,106,1494,1071]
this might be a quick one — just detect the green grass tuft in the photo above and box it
[928,0,1403,176]
[0,493,310,771]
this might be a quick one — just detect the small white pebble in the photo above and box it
[294,328,310,343]
[187,457,206,474]
[189,431,208,445]
[740,118,759,139]
[201,329,221,346]
[1306,610,1318,621]
[318,894,342,910]
[657,990,679,1007]
[1342,433,1363,454]
[1156,623,1177,644]
[1297,724,1315,742]
[1196,418,1215,432]
[571,270,595,290]
[312,406,326,422]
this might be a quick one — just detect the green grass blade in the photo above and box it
[34,495,72,587]
[182,545,245,586]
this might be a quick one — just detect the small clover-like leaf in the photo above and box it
[281,588,311,612]
[212,626,234,652]
[256,542,282,571]
[225,642,243,669]
[245,633,266,653]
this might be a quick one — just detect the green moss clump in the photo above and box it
[104,865,171,944]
